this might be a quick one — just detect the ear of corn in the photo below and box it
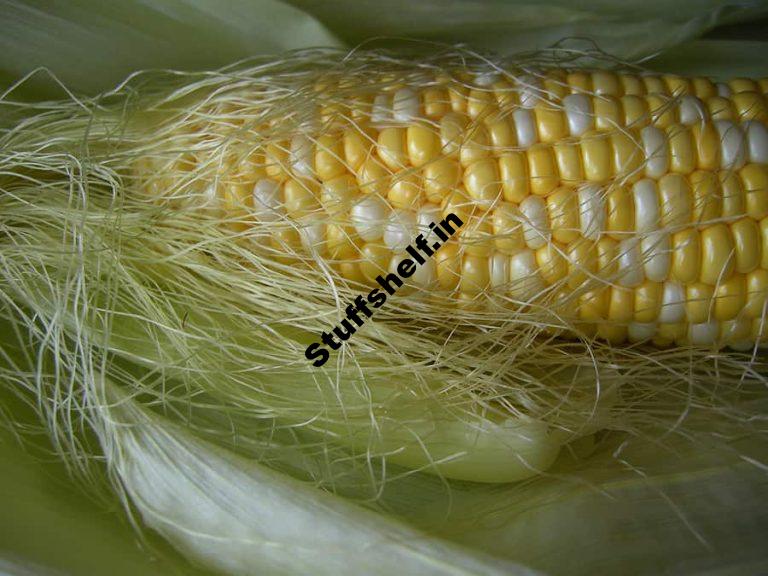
[137,68,768,349]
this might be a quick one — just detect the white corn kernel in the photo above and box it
[628,322,656,342]
[745,120,768,164]
[508,249,545,300]
[520,195,550,249]
[290,134,314,178]
[641,231,671,282]
[716,82,732,98]
[641,125,669,179]
[689,321,720,346]
[252,178,283,221]
[371,93,391,124]
[632,179,660,233]
[659,282,686,323]
[715,120,747,170]
[350,194,389,241]
[489,252,510,291]
[393,87,420,122]
[383,209,417,251]
[578,184,605,240]
[678,95,707,125]
[563,94,592,137]
[513,108,537,148]
[618,238,644,287]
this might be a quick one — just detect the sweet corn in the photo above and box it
[140,67,768,347]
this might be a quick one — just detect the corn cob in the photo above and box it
[137,67,768,349]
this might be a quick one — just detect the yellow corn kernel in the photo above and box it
[321,174,358,214]
[536,243,568,284]
[407,125,441,167]
[621,95,648,126]
[344,128,375,171]
[690,122,720,171]
[663,75,692,96]
[314,133,346,181]
[642,76,668,94]
[464,158,501,207]
[580,289,609,321]
[435,242,462,291]
[707,96,736,121]
[759,78,768,93]
[526,145,559,195]
[731,217,761,274]
[567,71,591,93]
[422,87,451,119]
[534,104,567,143]
[689,170,722,223]
[580,132,612,182]
[423,157,460,203]
[686,282,715,323]
[732,91,768,122]
[720,317,752,347]
[552,140,584,185]
[598,324,628,344]
[666,124,696,174]
[608,286,634,322]
[439,111,469,157]
[492,79,518,107]
[745,268,768,318]
[327,223,359,259]
[761,217,768,268]
[592,71,621,96]
[283,178,320,216]
[566,239,598,289]
[543,69,568,94]
[492,203,526,253]
[610,129,643,181]
[635,281,662,322]
[498,153,529,203]
[691,77,717,99]
[593,95,622,131]
[700,223,735,285]
[670,228,701,283]
[388,172,423,210]
[653,322,687,347]
[620,74,645,96]
[751,317,768,342]
[719,171,746,218]
[658,174,692,228]
[448,83,469,113]
[377,127,408,171]
[271,226,302,254]
[466,89,496,120]
[265,140,289,180]
[338,261,366,284]
[357,157,391,196]
[741,163,768,220]
[729,78,758,93]
[714,274,746,321]
[646,94,676,127]
[441,187,476,224]
[458,216,493,257]
[597,237,618,278]
[606,185,634,239]
[547,187,581,244]
[460,123,491,166]
[484,115,516,149]
[359,243,391,283]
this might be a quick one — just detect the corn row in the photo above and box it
[138,68,768,348]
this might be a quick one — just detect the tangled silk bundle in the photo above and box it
[1,48,768,575]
